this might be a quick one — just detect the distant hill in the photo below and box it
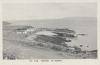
[3,21,11,26]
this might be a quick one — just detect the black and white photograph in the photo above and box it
[2,3,97,59]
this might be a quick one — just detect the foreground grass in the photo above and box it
[26,35,97,59]
[25,40,97,59]
[3,47,23,60]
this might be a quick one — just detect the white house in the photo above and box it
[23,31,27,33]
[26,27,36,32]
[14,27,36,34]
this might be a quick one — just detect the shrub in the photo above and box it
[3,47,23,60]
[3,51,17,60]
[74,47,82,54]
[34,35,67,45]
[36,43,44,47]
[51,45,62,51]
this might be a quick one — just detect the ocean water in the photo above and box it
[65,27,97,51]
[7,19,97,51]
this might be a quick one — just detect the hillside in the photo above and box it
[3,17,97,59]
[3,21,11,26]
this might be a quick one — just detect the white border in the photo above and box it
[0,0,100,65]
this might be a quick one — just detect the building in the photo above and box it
[16,30,26,34]
[26,27,36,32]
[14,27,36,34]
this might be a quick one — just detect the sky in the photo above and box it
[3,3,97,20]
